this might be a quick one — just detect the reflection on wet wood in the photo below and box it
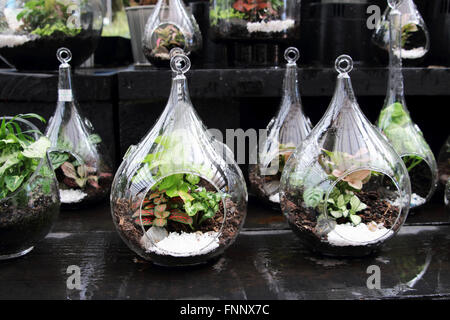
[0,202,449,300]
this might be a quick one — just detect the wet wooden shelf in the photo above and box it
[1,199,449,300]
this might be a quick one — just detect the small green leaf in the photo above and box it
[303,187,324,208]
[21,137,50,158]
[337,195,345,208]
[350,196,361,211]
[185,174,200,185]
[5,175,25,192]
[350,215,362,225]
[330,210,343,218]
[88,134,102,145]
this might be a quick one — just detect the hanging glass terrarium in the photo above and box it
[45,48,114,209]
[209,0,301,42]
[142,0,202,67]
[377,0,437,209]
[110,53,247,267]
[372,0,429,62]
[0,114,60,260]
[280,54,411,257]
[249,47,312,208]
[0,0,103,70]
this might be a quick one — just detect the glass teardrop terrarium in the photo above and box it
[45,48,114,209]
[0,0,103,70]
[280,55,411,257]
[372,0,429,62]
[110,53,247,267]
[209,0,301,42]
[0,114,60,260]
[249,47,312,208]
[377,1,437,209]
[142,0,202,67]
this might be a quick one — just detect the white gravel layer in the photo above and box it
[390,193,426,208]
[60,189,87,203]
[0,34,31,48]
[144,231,220,257]
[401,47,427,59]
[410,193,426,208]
[247,19,295,33]
[327,222,393,246]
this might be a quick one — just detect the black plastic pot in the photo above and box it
[301,0,381,67]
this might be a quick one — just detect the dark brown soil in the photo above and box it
[0,29,100,71]
[112,182,245,265]
[0,193,59,256]
[281,190,402,257]
[404,157,433,200]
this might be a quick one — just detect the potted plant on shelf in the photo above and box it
[0,0,103,70]
[0,114,60,260]
[124,0,158,65]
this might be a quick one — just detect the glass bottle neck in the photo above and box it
[57,64,74,103]
[279,63,301,112]
[386,8,406,106]
[328,76,361,118]
[169,73,191,107]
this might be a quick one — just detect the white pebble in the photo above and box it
[59,189,87,204]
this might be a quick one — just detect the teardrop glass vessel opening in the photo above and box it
[376,2,437,209]
[249,47,312,208]
[372,0,430,61]
[142,0,202,67]
[45,48,114,209]
[280,55,410,257]
[0,116,60,260]
[111,53,247,267]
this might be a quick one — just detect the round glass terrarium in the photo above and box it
[45,48,114,209]
[372,0,429,63]
[0,115,60,260]
[0,0,103,71]
[249,47,312,208]
[209,0,301,42]
[142,0,202,67]
[280,55,411,257]
[110,53,247,267]
[377,0,437,209]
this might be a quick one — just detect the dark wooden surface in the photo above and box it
[1,198,449,300]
